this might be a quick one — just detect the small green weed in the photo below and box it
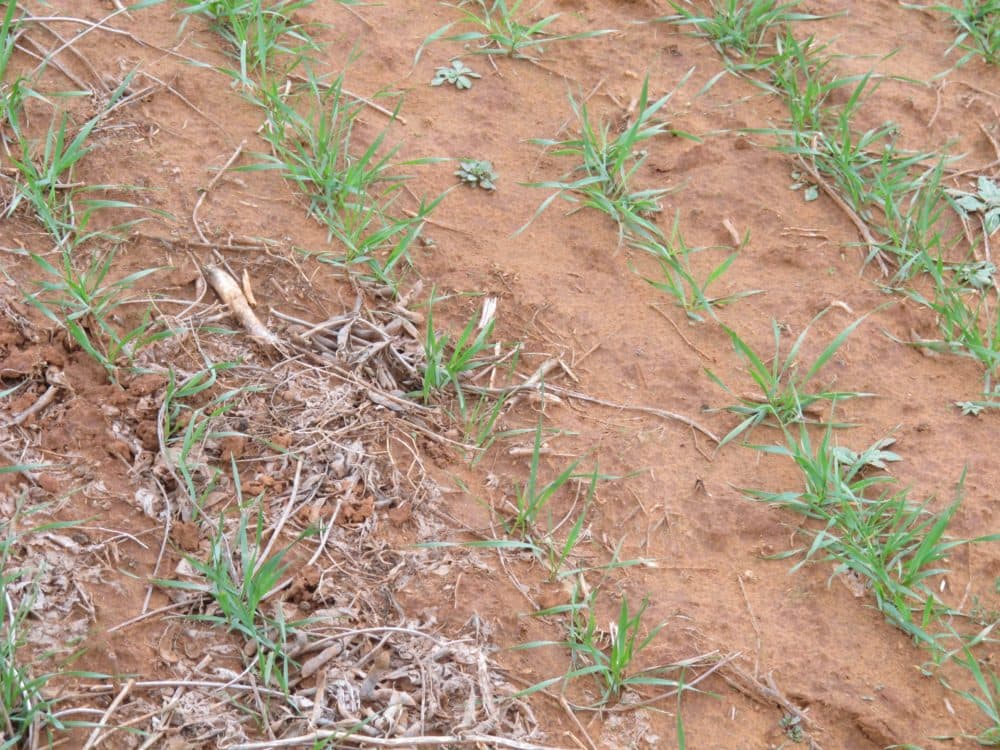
[457,391,515,465]
[455,159,497,190]
[947,0,1000,66]
[565,593,669,704]
[944,643,1000,743]
[905,258,1000,395]
[905,0,1000,67]
[749,421,1000,735]
[748,428,999,648]
[417,0,614,63]
[521,75,698,244]
[6,89,130,247]
[504,411,582,539]
[425,412,608,580]
[953,260,997,293]
[157,493,307,692]
[1,521,56,748]
[4,82,172,379]
[755,32,860,133]
[659,0,825,70]
[431,59,481,89]
[746,424,897,520]
[518,586,694,706]
[248,71,397,231]
[950,175,1000,236]
[417,295,499,412]
[779,713,805,742]
[955,397,1000,416]
[831,436,901,474]
[706,307,876,447]
[631,214,761,321]
[21,248,170,379]
[422,474,599,582]
[759,85,951,275]
[180,0,320,79]
[247,71,444,288]
[159,362,249,518]
[0,506,94,747]
[753,36,960,278]
[806,134,944,275]
[0,1,27,129]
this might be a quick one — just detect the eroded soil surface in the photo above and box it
[2,1,999,748]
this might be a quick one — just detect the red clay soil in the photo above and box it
[2,1,999,748]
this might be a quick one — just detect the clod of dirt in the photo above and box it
[420,437,454,468]
[164,264,200,288]
[106,439,134,463]
[218,434,247,462]
[0,348,45,377]
[340,493,375,525]
[126,373,167,396]
[6,386,39,414]
[271,430,293,449]
[387,501,412,525]
[854,711,898,747]
[286,564,321,605]
[171,521,202,552]
[36,472,65,494]
[136,418,160,451]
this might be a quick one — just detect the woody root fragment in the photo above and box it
[204,265,281,350]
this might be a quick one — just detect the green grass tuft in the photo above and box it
[416,0,615,64]
[521,74,698,245]
[706,307,877,447]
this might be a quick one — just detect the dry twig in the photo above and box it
[797,151,889,276]
[204,265,281,350]
[81,679,135,750]
[192,140,247,244]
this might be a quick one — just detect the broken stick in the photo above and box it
[204,265,280,350]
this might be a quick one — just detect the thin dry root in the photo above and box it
[204,265,280,349]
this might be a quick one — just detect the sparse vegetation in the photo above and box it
[680,10,1000,737]
[417,294,501,411]
[706,308,875,447]
[503,411,583,539]
[156,493,306,692]
[905,256,1000,395]
[517,584,712,709]
[0,507,88,748]
[659,0,826,70]
[179,0,321,79]
[631,213,761,321]
[417,0,615,63]
[522,74,697,243]
[2,80,172,380]
[159,362,248,518]
[904,0,1000,67]
[0,2,25,127]
[2,0,1000,747]
[245,71,445,288]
